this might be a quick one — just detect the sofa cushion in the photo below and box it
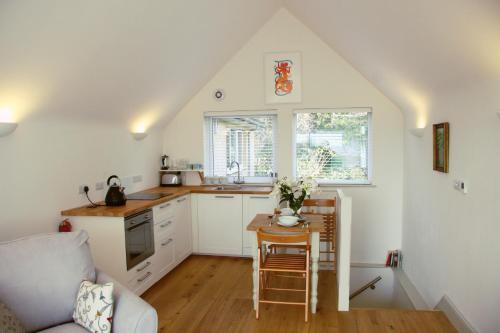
[0,302,26,333]
[38,322,90,333]
[73,281,114,333]
[0,231,96,332]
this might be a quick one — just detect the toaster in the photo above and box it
[160,172,182,186]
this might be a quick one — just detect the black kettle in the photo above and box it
[105,175,127,206]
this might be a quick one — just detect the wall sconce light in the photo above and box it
[0,122,18,137]
[496,111,500,119]
[131,132,148,141]
[409,127,425,137]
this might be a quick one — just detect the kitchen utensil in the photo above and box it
[161,155,169,170]
[105,175,127,206]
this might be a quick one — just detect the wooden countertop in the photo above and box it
[61,185,274,217]
[246,214,325,232]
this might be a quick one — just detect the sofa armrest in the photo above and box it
[96,269,158,333]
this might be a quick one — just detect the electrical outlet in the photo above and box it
[132,175,143,183]
[95,181,105,191]
[78,185,88,195]
[122,177,132,187]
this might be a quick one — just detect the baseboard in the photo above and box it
[435,295,477,333]
[394,268,429,310]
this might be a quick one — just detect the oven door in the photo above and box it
[125,219,155,270]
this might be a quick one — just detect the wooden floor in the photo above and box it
[142,255,456,333]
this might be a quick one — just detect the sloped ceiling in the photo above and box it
[2,0,499,130]
[0,0,282,130]
[284,0,500,124]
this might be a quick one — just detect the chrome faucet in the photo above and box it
[230,161,245,184]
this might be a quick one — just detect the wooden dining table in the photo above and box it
[246,214,325,314]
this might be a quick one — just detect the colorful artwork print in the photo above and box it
[265,52,301,104]
[274,60,294,96]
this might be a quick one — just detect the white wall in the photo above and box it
[163,9,404,264]
[403,83,500,332]
[0,117,162,241]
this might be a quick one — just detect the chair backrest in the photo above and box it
[257,227,310,248]
[302,198,336,214]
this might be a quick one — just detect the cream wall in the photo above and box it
[0,118,162,241]
[403,83,500,332]
[163,9,404,264]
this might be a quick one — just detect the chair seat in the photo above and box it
[262,253,307,272]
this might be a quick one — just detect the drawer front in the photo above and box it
[156,233,176,277]
[126,258,154,281]
[153,201,174,222]
[127,262,155,294]
[155,217,175,238]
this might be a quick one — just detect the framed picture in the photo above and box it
[433,122,449,173]
[264,52,302,104]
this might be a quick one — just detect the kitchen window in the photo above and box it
[294,109,372,185]
[204,113,277,183]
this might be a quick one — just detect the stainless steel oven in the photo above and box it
[125,209,155,270]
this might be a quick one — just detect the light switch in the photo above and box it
[454,180,468,194]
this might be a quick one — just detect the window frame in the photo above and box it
[292,108,373,186]
[203,110,278,183]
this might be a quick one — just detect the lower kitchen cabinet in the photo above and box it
[154,232,175,278]
[173,195,192,262]
[66,195,194,296]
[197,194,243,255]
[242,194,278,256]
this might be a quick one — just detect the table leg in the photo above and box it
[311,232,320,313]
[251,232,258,310]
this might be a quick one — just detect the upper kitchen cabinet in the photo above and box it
[242,194,278,256]
[197,194,243,255]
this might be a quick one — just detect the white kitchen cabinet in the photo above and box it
[173,195,192,262]
[154,231,175,278]
[242,194,278,256]
[197,194,243,255]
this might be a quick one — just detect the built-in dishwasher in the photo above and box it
[125,209,155,270]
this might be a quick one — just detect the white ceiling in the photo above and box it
[284,0,500,119]
[1,0,499,128]
[0,0,282,129]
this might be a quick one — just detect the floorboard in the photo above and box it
[142,255,456,333]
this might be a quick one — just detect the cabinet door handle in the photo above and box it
[177,197,187,203]
[215,195,235,198]
[159,203,171,209]
[161,238,173,247]
[136,261,151,272]
[137,272,152,283]
[249,196,269,199]
[160,221,172,228]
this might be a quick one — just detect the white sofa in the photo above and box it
[0,231,157,333]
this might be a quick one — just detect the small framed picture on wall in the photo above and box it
[433,122,449,173]
[264,52,302,104]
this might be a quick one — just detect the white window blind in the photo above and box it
[295,110,371,184]
[205,114,277,182]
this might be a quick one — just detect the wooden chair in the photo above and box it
[271,199,336,267]
[256,227,311,322]
[302,198,336,266]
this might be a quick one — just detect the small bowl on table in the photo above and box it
[278,215,299,227]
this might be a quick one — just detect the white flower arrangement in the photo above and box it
[272,177,319,215]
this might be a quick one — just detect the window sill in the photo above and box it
[317,183,376,188]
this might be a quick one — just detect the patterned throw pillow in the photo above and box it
[73,281,114,333]
[0,302,26,333]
